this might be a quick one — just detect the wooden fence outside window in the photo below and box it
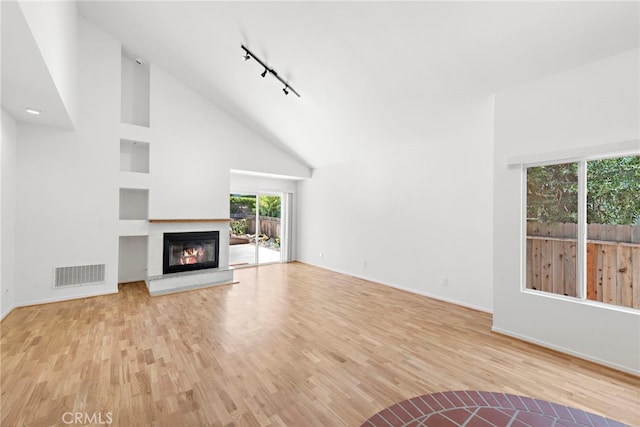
[526,222,640,309]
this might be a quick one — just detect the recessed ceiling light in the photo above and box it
[25,108,41,115]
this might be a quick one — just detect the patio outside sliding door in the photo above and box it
[229,194,257,266]
[229,193,283,266]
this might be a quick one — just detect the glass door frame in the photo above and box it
[229,191,285,267]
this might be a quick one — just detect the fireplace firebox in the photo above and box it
[163,231,219,274]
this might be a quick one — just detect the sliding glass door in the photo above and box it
[229,193,283,266]
[256,194,283,263]
[229,194,257,266]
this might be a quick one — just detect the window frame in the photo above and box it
[520,152,640,313]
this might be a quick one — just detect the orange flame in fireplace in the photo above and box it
[180,246,205,265]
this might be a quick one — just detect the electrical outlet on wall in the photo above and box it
[319,252,324,258]
[441,277,449,287]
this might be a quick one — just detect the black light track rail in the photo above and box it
[241,45,301,98]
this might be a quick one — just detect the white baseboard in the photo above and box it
[17,288,119,308]
[1,305,15,321]
[297,261,493,314]
[380,278,493,314]
[491,326,640,377]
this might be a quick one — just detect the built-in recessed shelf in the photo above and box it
[119,188,149,220]
[120,122,151,142]
[121,48,150,128]
[119,171,150,190]
[120,139,149,173]
[118,219,149,236]
[118,236,148,283]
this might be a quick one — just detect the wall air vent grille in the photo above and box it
[54,264,106,288]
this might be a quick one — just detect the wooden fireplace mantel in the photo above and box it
[148,219,231,223]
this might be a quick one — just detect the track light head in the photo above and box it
[241,45,300,98]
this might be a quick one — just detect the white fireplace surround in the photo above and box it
[146,220,234,295]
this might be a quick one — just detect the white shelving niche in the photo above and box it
[119,188,149,221]
[120,139,150,174]
[118,46,152,285]
[121,48,150,128]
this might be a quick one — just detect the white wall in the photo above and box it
[9,14,311,305]
[14,17,120,305]
[1,109,17,319]
[148,65,310,220]
[18,0,78,128]
[493,48,640,374]
[297,97,495,312]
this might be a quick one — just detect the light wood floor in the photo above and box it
[1,262,638,426]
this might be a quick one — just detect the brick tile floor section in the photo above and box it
[360,391,628,427]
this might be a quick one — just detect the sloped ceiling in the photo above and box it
[1,1,75,130]
[77,1,639,168]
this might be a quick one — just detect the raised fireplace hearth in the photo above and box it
[163,231,219,274]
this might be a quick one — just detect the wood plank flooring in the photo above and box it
[1,262,638,426]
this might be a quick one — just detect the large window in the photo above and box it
[525,155,640,309]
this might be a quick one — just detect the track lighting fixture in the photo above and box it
[240,45,301,98]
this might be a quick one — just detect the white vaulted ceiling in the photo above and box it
[77,1,639,168]
[2,1,76,130]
